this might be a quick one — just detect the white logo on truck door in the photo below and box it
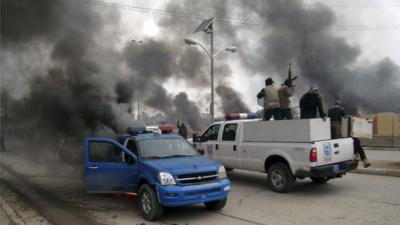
[207,144,213,153]
[323,143,332,161]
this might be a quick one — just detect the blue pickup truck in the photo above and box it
[84,127,230,221]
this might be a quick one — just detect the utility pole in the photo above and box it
[184,17,237,123]
[210,25,215,122]
[0,90,6,152]
[130,39,143,121]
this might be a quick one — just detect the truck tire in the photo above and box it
[267,163,296,193]
[204,197,227,211]
[311,177,329,184]
[138,184,164,221]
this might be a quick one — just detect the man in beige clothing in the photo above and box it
[278,79,295,119]
[257,77,282,120]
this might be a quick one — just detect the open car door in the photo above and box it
[84,137,139,193]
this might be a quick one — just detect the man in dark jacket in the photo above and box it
[299,86,326,119]
[328,101,371,168]
[328,100,345,139]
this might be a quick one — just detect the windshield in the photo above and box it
[138,138,199,160]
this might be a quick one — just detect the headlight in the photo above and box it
[218,166,227,180]
[158,172,176,186]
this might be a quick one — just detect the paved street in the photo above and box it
[1,145,400,225]
[1,163,400,225]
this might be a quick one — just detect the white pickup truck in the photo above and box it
[193,118,358,193]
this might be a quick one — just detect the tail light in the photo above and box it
[309,148,318,162]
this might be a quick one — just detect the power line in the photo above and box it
[305,2,400,8]
[248,0,400,8]
[78,0,400,31]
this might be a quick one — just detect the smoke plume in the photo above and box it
[236,0,400,113]
[2,0,400,144]
[216,85,250,113]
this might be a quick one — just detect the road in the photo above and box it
[1,144,400,225]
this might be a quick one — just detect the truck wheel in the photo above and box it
[267,163,295,193]
[311,177,329,184]
[138,184,164,221]
[204,197,227,211]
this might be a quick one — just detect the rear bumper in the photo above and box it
[295,160,358,178]
[156,179,230,207]
[309,160,358,178]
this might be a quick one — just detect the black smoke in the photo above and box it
[1,0,130,137]
[236,0,400,113]
[216,85,250,113]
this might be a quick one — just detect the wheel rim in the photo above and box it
[141,192,152,214]
[271,169,285,188]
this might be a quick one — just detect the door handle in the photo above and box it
[233,145,237,151]
[89,166,98,169]
[215,144,219,150]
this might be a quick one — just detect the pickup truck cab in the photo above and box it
[84,127,230,221]
[193,117,358,193]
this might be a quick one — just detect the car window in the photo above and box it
[203,124,221,141]
[89,142,124,163]
[138,138,199,160]
[222,124,238,141]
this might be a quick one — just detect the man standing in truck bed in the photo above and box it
[257,77,282,120]
[328,101,371,168]
[278,79,295,120]
[328,100,345,139]
[299,86,326,119]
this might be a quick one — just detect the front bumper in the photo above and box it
[156,179,230,207]
[310,160,358,178]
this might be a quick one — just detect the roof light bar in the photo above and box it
[225,113,257,120]
[159,124,174,134]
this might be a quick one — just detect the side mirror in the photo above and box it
[193,134,201,142]
[197,149,205,155]
[125,154,135,164]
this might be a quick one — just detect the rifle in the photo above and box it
[284,63,297,87]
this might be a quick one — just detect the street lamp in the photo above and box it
[130,39,143,120]
[184,37,237,123]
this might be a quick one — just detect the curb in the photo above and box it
[350,168,400,177]
[363,147,400,151]
[0,181,52,225]
[0,195,27,225]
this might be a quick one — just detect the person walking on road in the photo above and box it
[278,79,295,120]
[328,101,371,168]
[257,77,282,121]
[299,86,326,119]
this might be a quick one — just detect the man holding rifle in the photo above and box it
[278,64,296,120]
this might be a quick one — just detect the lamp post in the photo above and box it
[184,38,237,123]
[130,40,143,120]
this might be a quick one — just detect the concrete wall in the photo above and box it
[361,112,400,137]
[359,112,400,148]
